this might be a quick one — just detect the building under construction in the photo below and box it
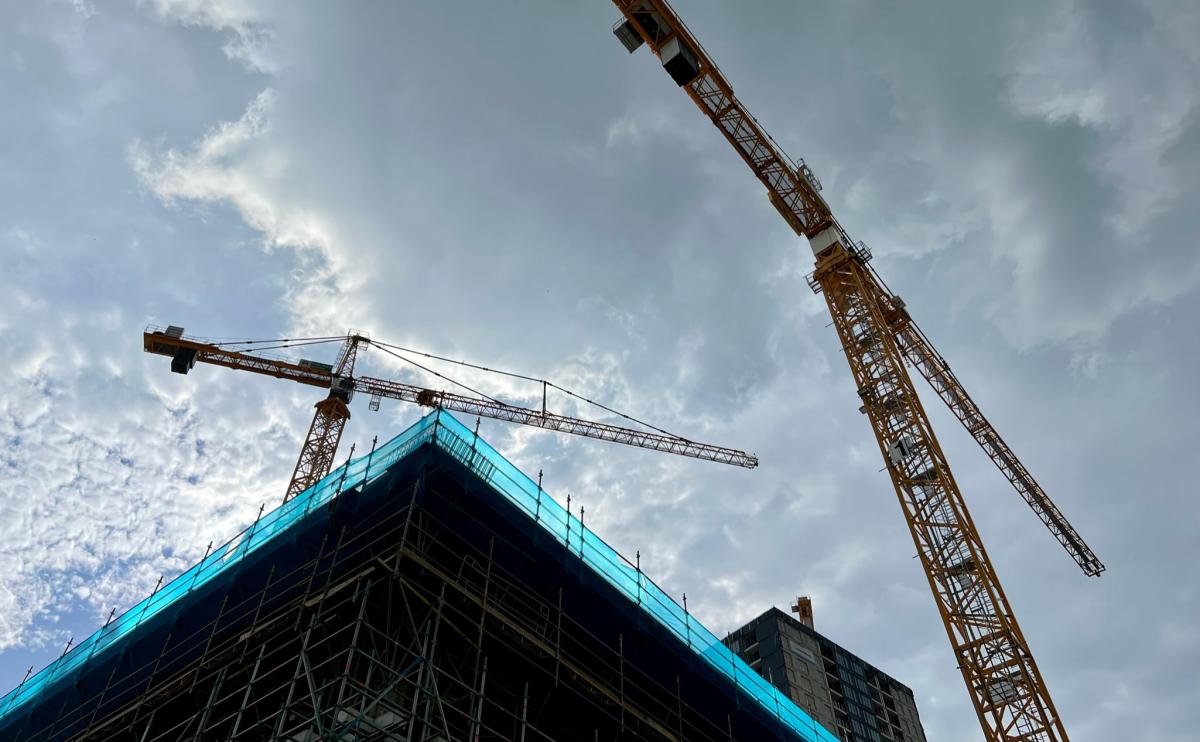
[725,608,926,742]
[0,411,839,741]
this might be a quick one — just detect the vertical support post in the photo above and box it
[136,708,158,742]
[83,660,122,734]
[365,434,379,480]
[554,587,563,686]
[230,643,267,738]
[579,506,586,559]
[422,588,448,741]
[683,593,691,648]
[43,696,73,741]
[398,481,418,561]
[565,494,572,554]
[314,526,350,622]
[79,605,117,673]
[405,617,434,742]
[183,537,214,595]
[469,539,495,740]
[619,634,626,733]
[190,665,227,741]
[475,539,495,649]
[676,676,685,740]
[535,469,543,523]
[241,565,275,661]
[220,507,262,582]
[519,681,529,742]
[125,630,174,737]
[299,534,331,616]
[636,551,642,608]
[470,656,488,742]
[323,444,356,516]
[334,578,373,713]
[407,586,447,742]
[200,593,231,663]
[137,574,166,626]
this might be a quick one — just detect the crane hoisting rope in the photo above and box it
[370,342,509,408]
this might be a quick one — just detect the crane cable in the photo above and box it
[206,335,349,348]
[370,343,509,408]
[368,340,692,443]
[200,333,696,444]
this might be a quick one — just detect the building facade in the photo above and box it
[0,412,838,742]
[725,607,927,742]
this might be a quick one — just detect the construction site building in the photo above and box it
[725,608,926,742]
[0,411,839,741]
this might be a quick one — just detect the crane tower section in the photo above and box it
[815,247,1066,740]
[611,1,1074,738]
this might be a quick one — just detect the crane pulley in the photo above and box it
[145,325,758,503]
[610,1,1097,739]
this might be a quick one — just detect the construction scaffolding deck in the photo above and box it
[0,411,839,741]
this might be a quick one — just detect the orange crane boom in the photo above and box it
[611,1,1091,739]
[885,306,1105,576]
[144,326,759,501]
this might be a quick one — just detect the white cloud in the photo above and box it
[128,87,367,337]
[144,0,278,72]
[3,3,1199,740]
[130,89,287,237]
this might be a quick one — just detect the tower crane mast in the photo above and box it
[611,1,1097,739]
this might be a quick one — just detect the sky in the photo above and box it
[0,0,1198,739]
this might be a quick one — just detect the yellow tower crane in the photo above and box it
[145,326,758,503]
[610,2,1102,740]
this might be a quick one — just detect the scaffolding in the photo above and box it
[0,412,837,741]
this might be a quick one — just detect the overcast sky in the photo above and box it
[1,1,1198,739]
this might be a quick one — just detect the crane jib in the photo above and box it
[610,1,1085,739]
[142,328,757,470]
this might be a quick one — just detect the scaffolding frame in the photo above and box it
[15,452,779,742]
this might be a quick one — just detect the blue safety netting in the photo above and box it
[0,410,838,742]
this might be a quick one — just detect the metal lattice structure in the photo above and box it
[2,418,820,742]
[886,314,1104,576]
[143,327,759,474]
[282,335,363,502]
[610,1,1093,738]
[816,252,1062,740]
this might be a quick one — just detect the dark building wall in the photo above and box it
[725,608,927,742]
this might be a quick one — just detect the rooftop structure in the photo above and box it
[0,411,839,741]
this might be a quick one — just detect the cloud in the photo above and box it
[128,87,368,338]
[143,0,277,72]
[130,89,285,238]
[2,2,1199,740]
